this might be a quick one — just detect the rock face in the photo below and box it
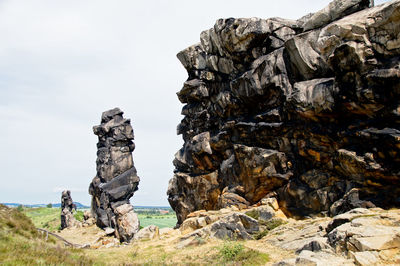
[89,108,140,242]
[168,0,400,225]
[61,190,79,229]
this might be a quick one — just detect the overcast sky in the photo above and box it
[0,0,389,206]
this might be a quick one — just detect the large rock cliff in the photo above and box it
[89,108,140,242]
[168,0,400,225]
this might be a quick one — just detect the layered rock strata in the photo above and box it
[60,190,79,229]
[89,108,140,242]
[168,0,400,225]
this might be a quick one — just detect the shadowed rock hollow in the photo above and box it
[168,0,400,226]
[89,108,140,242]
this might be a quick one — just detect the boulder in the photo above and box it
[180,212,259,241]
[349,251,379,266]
[329,188,376,216]
[114,204,140,243]
[134,225,159,240]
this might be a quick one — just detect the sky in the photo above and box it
[0,0,390,206]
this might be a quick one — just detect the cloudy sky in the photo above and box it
[0,0,389,206]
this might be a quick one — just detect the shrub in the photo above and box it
[245,210,259,220]
[218,241,269,265]
[219,241,244,261]
[46,203,52,208]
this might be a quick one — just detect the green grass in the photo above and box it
[74,210,84,222]
[138,214,177,228]
[254,219,286,240]
[22,206,178,230]
[0,204,94,265]
[23,207,61,231]
[219,241,244,260]
[245,209,260,220]
[217,241,270,265]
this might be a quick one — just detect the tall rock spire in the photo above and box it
[89,108,140,242]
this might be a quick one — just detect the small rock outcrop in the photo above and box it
[269,208,400,265]
[89,108,140,242]
[61,190,79,229]
[168,0,400,225]
[134,225,160,241]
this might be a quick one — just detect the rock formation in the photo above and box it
[89,108,140,242]
[175,202,400,265]
[168,0,400,226]
[60,190,79,229]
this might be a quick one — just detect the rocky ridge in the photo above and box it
[89,108,140,242]
[168,0,400,225]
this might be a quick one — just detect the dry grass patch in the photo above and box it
[81,235,273,265]
[58,224,105,245]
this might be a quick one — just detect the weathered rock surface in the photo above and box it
[168,0,400,225]
[60,190,80,229]
[134,225,160,240]
[173,204,399,264]
[179,208,260,242]
[82,210,96,227]
[89,108,140,242]
[265,208,400,265]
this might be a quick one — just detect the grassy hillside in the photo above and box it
[0,204,93,265]
[23,207,61,231]
[0,204,274,264]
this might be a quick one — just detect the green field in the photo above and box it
[23,207,61,231]
[138,214,177,228]
[22,206,177,231]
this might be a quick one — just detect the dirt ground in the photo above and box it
[57,225,294,265]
